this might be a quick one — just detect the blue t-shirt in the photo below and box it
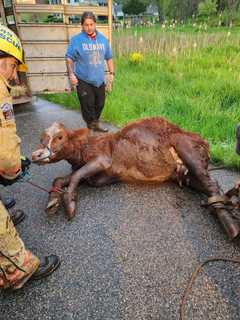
[65,31,112,87]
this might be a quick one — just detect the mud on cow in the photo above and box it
[32,117,240,240]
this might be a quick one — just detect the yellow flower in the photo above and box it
[129,52,144,64]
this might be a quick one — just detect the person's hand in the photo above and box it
[21,156,31,173]
[69,73,78,87]
[0,156,31,186]
[105,73,114,93]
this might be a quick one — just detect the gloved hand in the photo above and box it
[20,155,31,173]
[105,73,114,93]
[0,156,31,186]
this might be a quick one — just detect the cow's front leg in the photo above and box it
[46,175,71,215]
[63,157,111,219]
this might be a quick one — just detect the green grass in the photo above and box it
[41,26,240,169]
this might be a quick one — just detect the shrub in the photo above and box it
[198,0,217,17]
[129,52,144,64]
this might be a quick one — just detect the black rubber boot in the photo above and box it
[31,255,61,280]
[2,196,16,209]
[10,210,25,226]
[88,121,108,133]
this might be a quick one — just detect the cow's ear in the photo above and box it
[58,123,66,130]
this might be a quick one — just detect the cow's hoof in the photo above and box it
[63,192,76,220]
[216,208,240,240]
[45,198,60,216]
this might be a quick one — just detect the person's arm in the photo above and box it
[66,58,78,86]
[105,59,114,92]
[104,39,114,92]
[106,58,114,75]
[65,39,78,87]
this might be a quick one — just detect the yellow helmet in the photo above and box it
[0,24,27,72]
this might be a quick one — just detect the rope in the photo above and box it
[25,180,50,194]
[179,257,240,320]
[17,171,64,194]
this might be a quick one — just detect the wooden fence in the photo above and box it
[2,0,112,93]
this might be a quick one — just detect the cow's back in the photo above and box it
[109,118,180,183]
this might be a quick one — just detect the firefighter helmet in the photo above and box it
[0,24,27,72]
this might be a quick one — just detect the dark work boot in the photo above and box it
[2,196,16,210]
[88,121,108,133]
[31,255,61,280]
[10,210,26,226]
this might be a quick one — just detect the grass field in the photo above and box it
[41,25,240,169]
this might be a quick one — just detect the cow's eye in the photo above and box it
[58,136,63,140]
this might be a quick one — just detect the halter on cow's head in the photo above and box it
[32,122,69,164]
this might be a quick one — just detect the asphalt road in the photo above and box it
[1,98,240,320]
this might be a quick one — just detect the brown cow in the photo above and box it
[32,117,240,240]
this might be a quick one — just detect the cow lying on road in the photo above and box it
[32,117,240,240]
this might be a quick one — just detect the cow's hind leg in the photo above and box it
[46,175,71,216]
[174,136,240,240]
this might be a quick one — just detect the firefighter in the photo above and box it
[0,25,60,290]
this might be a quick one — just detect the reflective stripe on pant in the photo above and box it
[0,75,21,180]
[0,201,40,289]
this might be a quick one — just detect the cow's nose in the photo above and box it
[32,150,44,161]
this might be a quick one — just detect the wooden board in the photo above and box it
[13,1,113,93]
[25,57,66,73]
[18,24,69,41]
[13,95,32,105]
[19,23,109,41]
[27,73,71,92]
[15,4,108,16]
[22,40,68,58]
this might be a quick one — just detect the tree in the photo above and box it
[198,0,217,16]
[123,0,147,14]
[226,0,240,12]
[216,0,228,11]
[166,0,201,19]
[152,0,168,22]
[152,0,202,21]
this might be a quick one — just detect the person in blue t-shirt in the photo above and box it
[65,11,114,132]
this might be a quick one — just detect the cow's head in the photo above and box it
[32,122,69,164]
